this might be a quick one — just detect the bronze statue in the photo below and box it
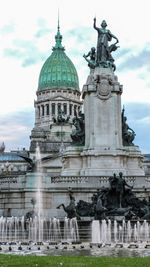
[71,111,85,146]
[83,47,96,69]
[93,18,119,68]
[83,19,119,70]
[116,172,133,208]
[56,172,150,220]
[52,109,70,124]
[18,154,36,171]
[94,195,107,220]
[57,191,79,219]
[122,107,135,146]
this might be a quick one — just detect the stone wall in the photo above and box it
[0,173,150,218]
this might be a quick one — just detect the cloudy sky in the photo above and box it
[0,0,150,153]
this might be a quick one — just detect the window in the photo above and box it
[38,106,40,118]
[64,104,67,115]
[46,104,49,115]
[41,105,44,116]
[74,105,77,116]
[69,104,72,116]
[52,103,55,115]
[58,103,61,114]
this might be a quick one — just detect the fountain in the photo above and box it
[35,144,43,219]
[0,215,79,244]
[0,18,150,258]
[91,219,150,244]
[0,144,79,245]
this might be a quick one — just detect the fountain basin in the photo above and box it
[128,244,139,249]
[115,243,123,248]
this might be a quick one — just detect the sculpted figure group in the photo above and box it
[57,173,150,221]
[52,109,70,124]
[83,18,119,71]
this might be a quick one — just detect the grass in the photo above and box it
[0,255,150,267]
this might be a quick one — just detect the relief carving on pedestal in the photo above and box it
[62,156,69,169]
[94,74,112,100]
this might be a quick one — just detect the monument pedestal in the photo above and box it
[80,146,144,176]
[61,68,144,177]
[83,68,122,150]
[61,145,144,176]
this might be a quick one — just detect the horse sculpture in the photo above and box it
[57,193,79,219]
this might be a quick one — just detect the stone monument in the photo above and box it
[61,18,144,176]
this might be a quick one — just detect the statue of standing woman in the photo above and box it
[93,18,119,69]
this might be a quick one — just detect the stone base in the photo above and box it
[61,146,145,176]
[30,123,72,155]
[61,146,84,176]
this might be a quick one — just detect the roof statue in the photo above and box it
[52,109,70,124]
[0,142,5,153]
[83,18,119,71]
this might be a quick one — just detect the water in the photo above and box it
[92,219,150,244]
[92,220,100,243]
[35,144,43,220]
[0,145,79,244]
[63,217,79,242]
[1,217,149,245]
[0,218,150,257]
[0,216,79,243]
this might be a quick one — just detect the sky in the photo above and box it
[0,0,150,153]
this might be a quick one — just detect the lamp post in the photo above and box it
[5,161,9,175]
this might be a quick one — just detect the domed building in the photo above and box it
[30,22,82,160]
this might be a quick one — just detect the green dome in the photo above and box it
[38,25,79,91]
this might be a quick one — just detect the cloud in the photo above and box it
[35,28,50,38]
[66,26,94,43]
[118,46,150,72]
[123,102,150,120]
[115,48,130,60]
[3,39,48,67]
[4,48,22,58]
[35,18,51,38]
[123,102,150,153]
[37,18,47,28]
[64,26,96,66]
[0,109,34,151]
[0,102,149,154]
[0,23,14,34]
[3,25,94,68]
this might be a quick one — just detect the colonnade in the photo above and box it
[36,102,81,121]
